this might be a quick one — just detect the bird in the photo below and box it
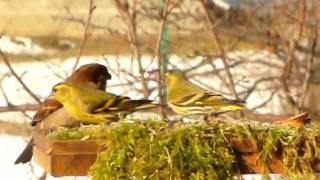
[165,70,245,116]
[15,63,112,164]
[31,63,111,128]
[52,82,155,124]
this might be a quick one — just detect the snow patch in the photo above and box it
[0,35,45,55]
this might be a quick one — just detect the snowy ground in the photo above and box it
[0,135,90,180]
[0,36,287,179]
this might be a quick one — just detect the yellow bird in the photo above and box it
[52,83,155,124]
[15,63,111,164]
[165,70,245,116]
[31,63,112,128]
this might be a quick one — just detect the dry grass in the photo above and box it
[6,32,257,62]
[0,0,259,60]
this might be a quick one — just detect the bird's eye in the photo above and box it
[52,87,57,92]
[98,75,105,81]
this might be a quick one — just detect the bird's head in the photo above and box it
[52,83,73,103]
[69,63,111,90]
[165,70,186,85]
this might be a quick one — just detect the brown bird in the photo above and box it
[14,63,112,164]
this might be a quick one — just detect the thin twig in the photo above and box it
[298,24,318,109]
[200,0,239,100]
[72,0,96,72]
[251,89,278,110]
[0,120,31,137]
[0,49,41,104]
[0,104,39,113]
[0,85,12,106]
[114,0,150,97]
[279,0,306,113]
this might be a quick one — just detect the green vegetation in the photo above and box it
[47,119,320,179]
[47,124,110,140]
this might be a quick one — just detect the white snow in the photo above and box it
[0,35,45,55]
[0,135,43,180]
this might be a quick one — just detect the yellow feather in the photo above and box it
[53,83,155,124]
[166,70,245,116]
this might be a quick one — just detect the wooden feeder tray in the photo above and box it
[32,112,317,176]
[33,129,106,177]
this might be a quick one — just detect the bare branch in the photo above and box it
[279,0,306,113]
[72,0,96,72]
[0,85,12,106]
[200,0,239,100]
[0,49,41,104]
[251,89,278,110]
[298,24,318,109]
[0,120,31,137]
[0,104,39,113]
[114,0,151,97]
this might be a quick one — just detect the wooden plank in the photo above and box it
[32,128,107,176]
[32,128,107,154]
[51,153,98,176]
[241,153,288,174]
[33,147,51,174]
[34,146,99,176]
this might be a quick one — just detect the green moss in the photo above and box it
[47,124,110,140]
[89,120,234,180]
[47,119,320,179]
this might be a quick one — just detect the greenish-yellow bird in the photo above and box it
[165,70,245,116]
[52,83,156,124]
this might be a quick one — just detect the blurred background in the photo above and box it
[0,0,319,179]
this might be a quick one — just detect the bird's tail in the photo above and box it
[15,138,34,164]
[223,99,246,111]
[132,100,159,110]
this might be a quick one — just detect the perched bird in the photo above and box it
[15,63,112,164]
[52,83,155,123]
[31,63,111,128]
[165,70,245,116]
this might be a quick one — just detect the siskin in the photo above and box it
[165,70,245,116]
[15,63,111,164]
[52,82,155,124]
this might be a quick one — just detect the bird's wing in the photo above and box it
[89,93,119,113]
[172,91,224,106]
[93,96,128,113]
[93,96,154,114]
[37,108,77,129]
[196,92,245,111]
[170,91,205,106]
[168,78,210,102]
[73,86,116,112]
[111,98,154,111]
[31,94,62,126]
[195,92,227,106]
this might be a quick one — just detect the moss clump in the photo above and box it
[47,124,110,140]
[89,120,234,179]
[47,119,320,179]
